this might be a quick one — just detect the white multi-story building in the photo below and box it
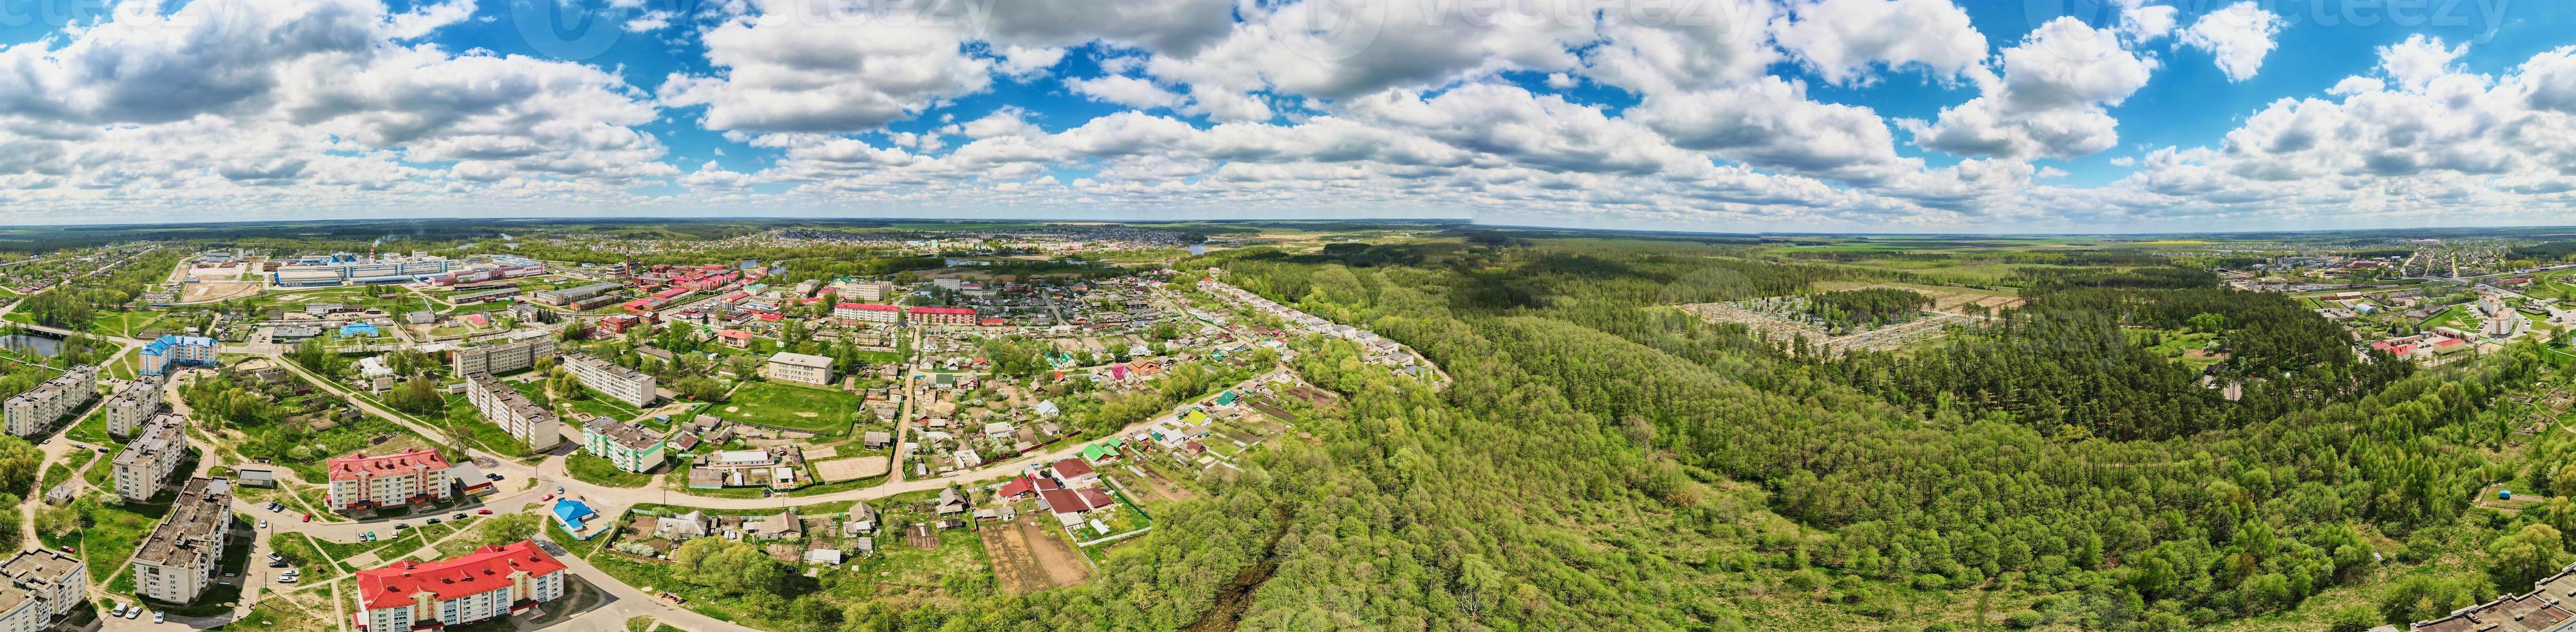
[355,541,567,631]
[765,352,834,386]
[102,374,164,437]
[325,449,453,513]
[580,417,667,473]
[834,302,900,326]
[563,353,654,408]
[113,415,189,502]
[832,278,896,302]
[463,374,560,450]
[0,549,86,631]
[449,336,555,377]
[3,365,95,437]
[132,478,231,604]
[138,335,217,375]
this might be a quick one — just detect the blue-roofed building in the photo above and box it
[551,500,600,539]
[337,322,379,337]
[139,335,218,375]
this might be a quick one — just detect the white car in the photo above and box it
[278,574,299,584]
[152,611,164,624]
[124,606,139,618]
[257,519,268,529]
[109,604,126,618]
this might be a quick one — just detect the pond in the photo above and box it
[1187,242,1208,255]
[0,334,61,357]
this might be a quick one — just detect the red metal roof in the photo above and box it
[718,329,753,339]
[356,541,566,609]
[1051,458,1095,480]
[905,306,976,315]
[326,449,451,482]
[837,302,898,311]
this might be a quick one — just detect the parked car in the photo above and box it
[278,575,298,584]
[257,519,268,529]
[267,560,287,568]
[154,611,165,624]
[453,513,467,520]
[393,523,409,530]
[110,604,127,618]
[300,513,311,522]
[267,552,282,562]
[424,518,441,525]
[475,509,493,515]
[124,606,139,618]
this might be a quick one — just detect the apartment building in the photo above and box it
[113,415,190,502]
[765,352,834,386]
[3,364,96,437]
[132,478,231,604]
[581,417,669,473]
[563,353,654,408]
[103,374,165,437]
[354,541,566,631]
[325,449,453,513]
[0,549,86,631]
[449,336,556,377]
[905,306,977,326]
[138,335,217,375]
[835,279,896,302]
[834,302,900,325]
[463,374,560,451]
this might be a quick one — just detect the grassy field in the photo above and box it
[716,381,863,434]
[568,454,653,488]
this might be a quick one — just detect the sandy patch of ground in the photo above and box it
[812,456,889,482]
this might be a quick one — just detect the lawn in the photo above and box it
[64,407,108,444]
[264,533,348,580]
[69,501,169,582]
[564,395,641,423]
[567,455,653,488]
[716,381,863,435]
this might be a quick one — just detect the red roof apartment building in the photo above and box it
[355,540,567,631]
[326,449,454,513]
[905,306,977,326]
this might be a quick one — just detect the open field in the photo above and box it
[718,381,863,434]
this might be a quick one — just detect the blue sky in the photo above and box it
[2,0,2575,232]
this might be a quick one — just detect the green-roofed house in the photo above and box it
[1215,390,1239,406]
[1081,439,1126,464]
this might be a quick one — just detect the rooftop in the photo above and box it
[133,478,231,569]
[355,541,566,609]
[769,352,832,369]
[325,448,452,482]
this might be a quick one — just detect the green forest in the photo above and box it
[771,236,2557,632]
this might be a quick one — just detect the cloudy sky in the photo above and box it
[1,0,2572,233]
